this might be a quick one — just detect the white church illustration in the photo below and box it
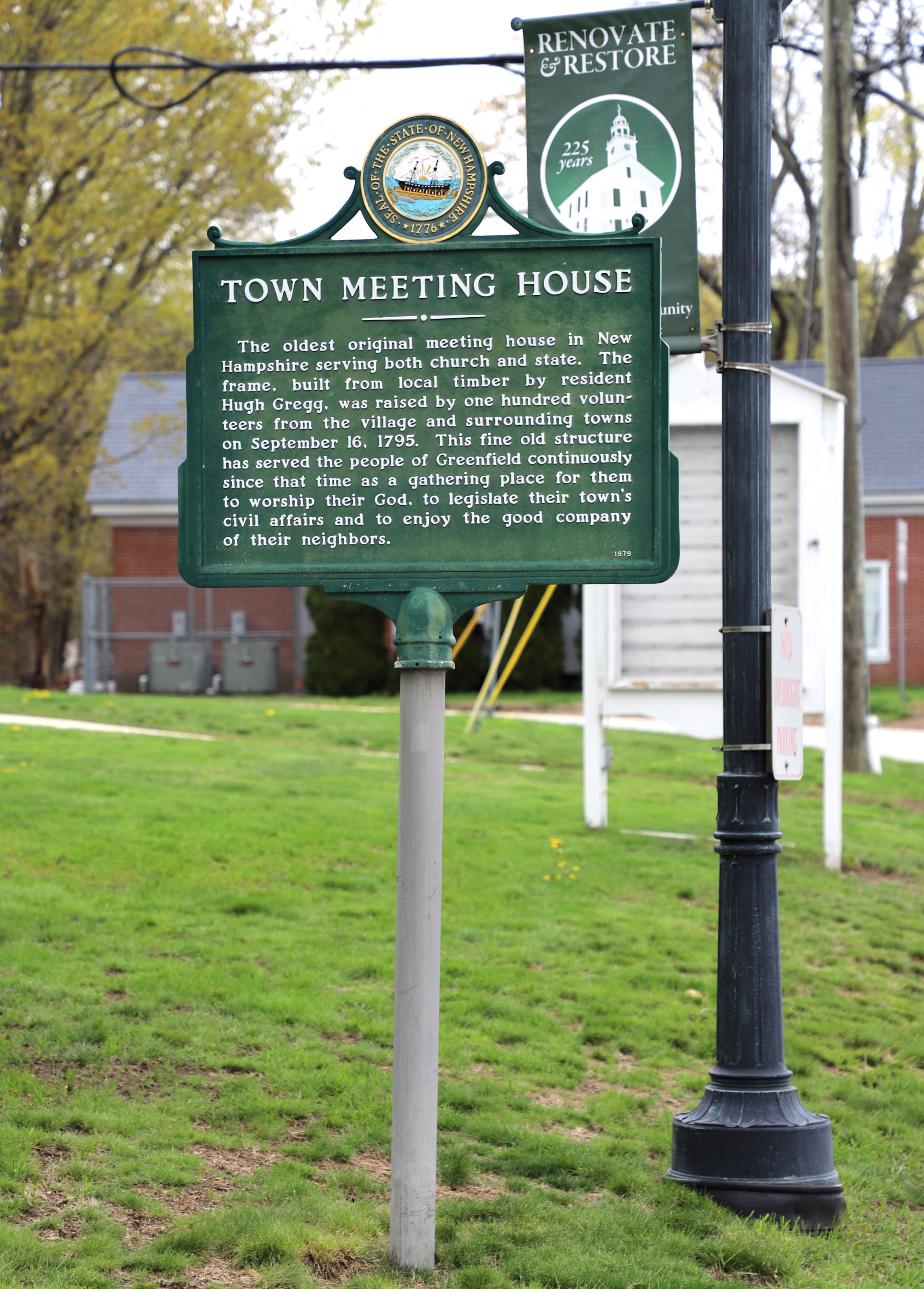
[558,106,665,234]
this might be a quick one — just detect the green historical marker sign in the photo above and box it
[180,118,678,601]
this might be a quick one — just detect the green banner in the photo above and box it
[520,4,701,354]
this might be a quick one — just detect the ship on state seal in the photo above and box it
[395,158,451,199]
[382,138,463,220]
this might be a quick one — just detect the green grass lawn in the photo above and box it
[869,685,924,724]
[0,685,921,1289]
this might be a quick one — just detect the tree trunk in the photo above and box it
[822,0,870,772]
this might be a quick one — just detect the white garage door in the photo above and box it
[615,424,799,681]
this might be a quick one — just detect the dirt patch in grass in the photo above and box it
[17,1142,83,1239]
[531,1088,574,1109]
[34,1143,70,1164]
[35,1213,84,1241]
[564,1125,601,1142]
[341,1148,390,1185]
[106,1059,172,1097]
[155,1261,262,1288]
[110,1202,171,1245]
[28,1056,251,1099]
[845,862,917,885]
[29,1058,78,1084]
[134,1144,284,1223]
[281,1116,318,1141]
[189,1144,283,1175]
[531,1073,609,1110]
[339,1148,505,1201]
[659,1090,690,1113]
[178,1065,264,1100]
[439,1173,506,1201]
[305,1246,371,1282]
[658,1068,704,1114]
[179,1063,261,1080]
[136,1179,224,1219]
[320,1028,363,1046]
[708,1270,781,1285]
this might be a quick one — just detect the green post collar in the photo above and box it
[393,587,456,671]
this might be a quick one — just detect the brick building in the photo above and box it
[783,359,924,686]
[85,373,308,692]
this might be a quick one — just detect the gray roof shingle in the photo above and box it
[779,357,924,496]
[85,373,186,506]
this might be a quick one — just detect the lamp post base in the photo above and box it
[668,1175,846,1233]
[669,1085,845,1232]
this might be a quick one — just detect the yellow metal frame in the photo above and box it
[465,596,524,733]
[465,585,558,732]
[488,584,557,707]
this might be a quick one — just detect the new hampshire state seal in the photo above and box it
[361,116,487,243]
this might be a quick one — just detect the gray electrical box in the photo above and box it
[149,641,211,694]
[221,640,278,694]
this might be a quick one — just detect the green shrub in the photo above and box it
[446,608,490,692]
[304,589,392,696]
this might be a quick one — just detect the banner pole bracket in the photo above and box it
[702,318,772,373]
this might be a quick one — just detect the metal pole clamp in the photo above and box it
[702,319,773,374]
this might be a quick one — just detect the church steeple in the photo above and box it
[607,107,638,166]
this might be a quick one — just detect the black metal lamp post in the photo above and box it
[667,0,845,1230]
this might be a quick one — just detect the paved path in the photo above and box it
[0,713,214,741]
[3,707,922,765]
[803,723,924,766]
[489,709,924,766]
[487,710,679,734]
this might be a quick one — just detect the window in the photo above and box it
[640,191,647,208]
[626,166,632,177]
[613,188,621,206]
[864,560,890,663]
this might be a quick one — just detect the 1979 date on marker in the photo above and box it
[614,550,632,558]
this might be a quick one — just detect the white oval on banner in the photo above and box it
[539,94,683,235]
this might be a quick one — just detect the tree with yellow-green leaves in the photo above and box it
[0,0,367,684]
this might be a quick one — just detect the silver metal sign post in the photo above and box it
[388,590,453,1270]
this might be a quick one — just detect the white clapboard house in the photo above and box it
[582,355,845,862]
